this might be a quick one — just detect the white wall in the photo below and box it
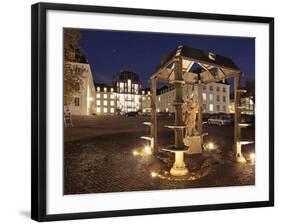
[0,0,280,224]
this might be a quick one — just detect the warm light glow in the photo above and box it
[89,97,93,101]
[151,171,157,178]
[132,150,138,156]
[207,142,216,150]
[250,153,255,163]
[144,145,152,155]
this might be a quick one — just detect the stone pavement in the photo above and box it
[64,115,255,194]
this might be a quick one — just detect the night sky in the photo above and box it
[79,29,255,89]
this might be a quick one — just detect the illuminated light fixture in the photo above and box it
[144,145,152,155]
[206,142,216,150]
[151,171,157,178]
[89,97,93,101]
[250,153,255,164]
[132,150,138,156]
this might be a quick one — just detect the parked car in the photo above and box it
[125,111,138,117]
[208,115,233,126]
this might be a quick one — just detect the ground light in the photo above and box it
[206,142,217,151]
[151,171,158,178]
[250,153,255,164]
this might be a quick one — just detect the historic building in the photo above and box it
[94,84,116,115]
[93,71,230,115]
[94,70,142,115]
[64,48,96,116]
[157,81,230,114]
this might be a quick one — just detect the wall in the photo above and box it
[0,0,280,223]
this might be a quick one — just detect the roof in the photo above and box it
[153,45,241,84]
[116,70,140,83]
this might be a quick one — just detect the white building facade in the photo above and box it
[66,62,96,115]
[94,86,116,115]
[157,82,230,114]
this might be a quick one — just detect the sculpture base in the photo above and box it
[183,136,202,154]
[170,166,189,176]
[236,153,247,163]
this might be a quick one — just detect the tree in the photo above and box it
[64,29,85,106]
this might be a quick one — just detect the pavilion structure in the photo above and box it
[147,45,251,177]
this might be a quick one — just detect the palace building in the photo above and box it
[157,81,230,114]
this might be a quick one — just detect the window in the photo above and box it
[216,105,220,111]
[96,100,100,106]
[216,95,220,102]
[97,87,100,92]
[209,85,213,91]
[209,94,213,101]
[223,105,226,112]
[223,96,226,102]
[110,101,114,106]
[103,108,108,113]
[74,97,80,107]
[103,94,107,99]
[202,93,207,101]
[97,107,101,113]
[110,108,114,113]
[110,94,114,99]
[216,86,220,92]
[203,85,206,90]
[104,101,107,106]
[203,104,207,111]
[209,104,213,111]
[128,79,131,93]
[110,88,114,92]
[104,87,107,92]
[222,87,226,93]
[96,93,100,99]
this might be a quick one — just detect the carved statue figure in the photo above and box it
[183,94,199,137]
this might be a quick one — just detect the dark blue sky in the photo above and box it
[79,29,255,89]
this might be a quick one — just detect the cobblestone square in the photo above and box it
[64,115,255,194]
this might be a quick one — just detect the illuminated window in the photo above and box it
[142,90,145,95]
[148,91,151,95]
[110,108,114,113]
[103,108,108,113]
[110,88,114,92]
[202,93,206,101]
[97,107,101,113]
[103,94,107,99]
[97,87,100,92]
[209,94,213,101]
[104,101,107,106]
[209,104,213,111]
[96,93,100,99]
[110,101,114,106]
[120,82,124,92]
[96,100,100,106]
[110,94,114,99]
[104,87,107,92]
[128,79,131,93]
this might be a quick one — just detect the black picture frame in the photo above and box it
[31,2,274,222]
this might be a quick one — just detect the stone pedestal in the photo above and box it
[183,136,202,154]
[170,151,189,176]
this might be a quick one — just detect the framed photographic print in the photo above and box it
[31,2,274,222]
